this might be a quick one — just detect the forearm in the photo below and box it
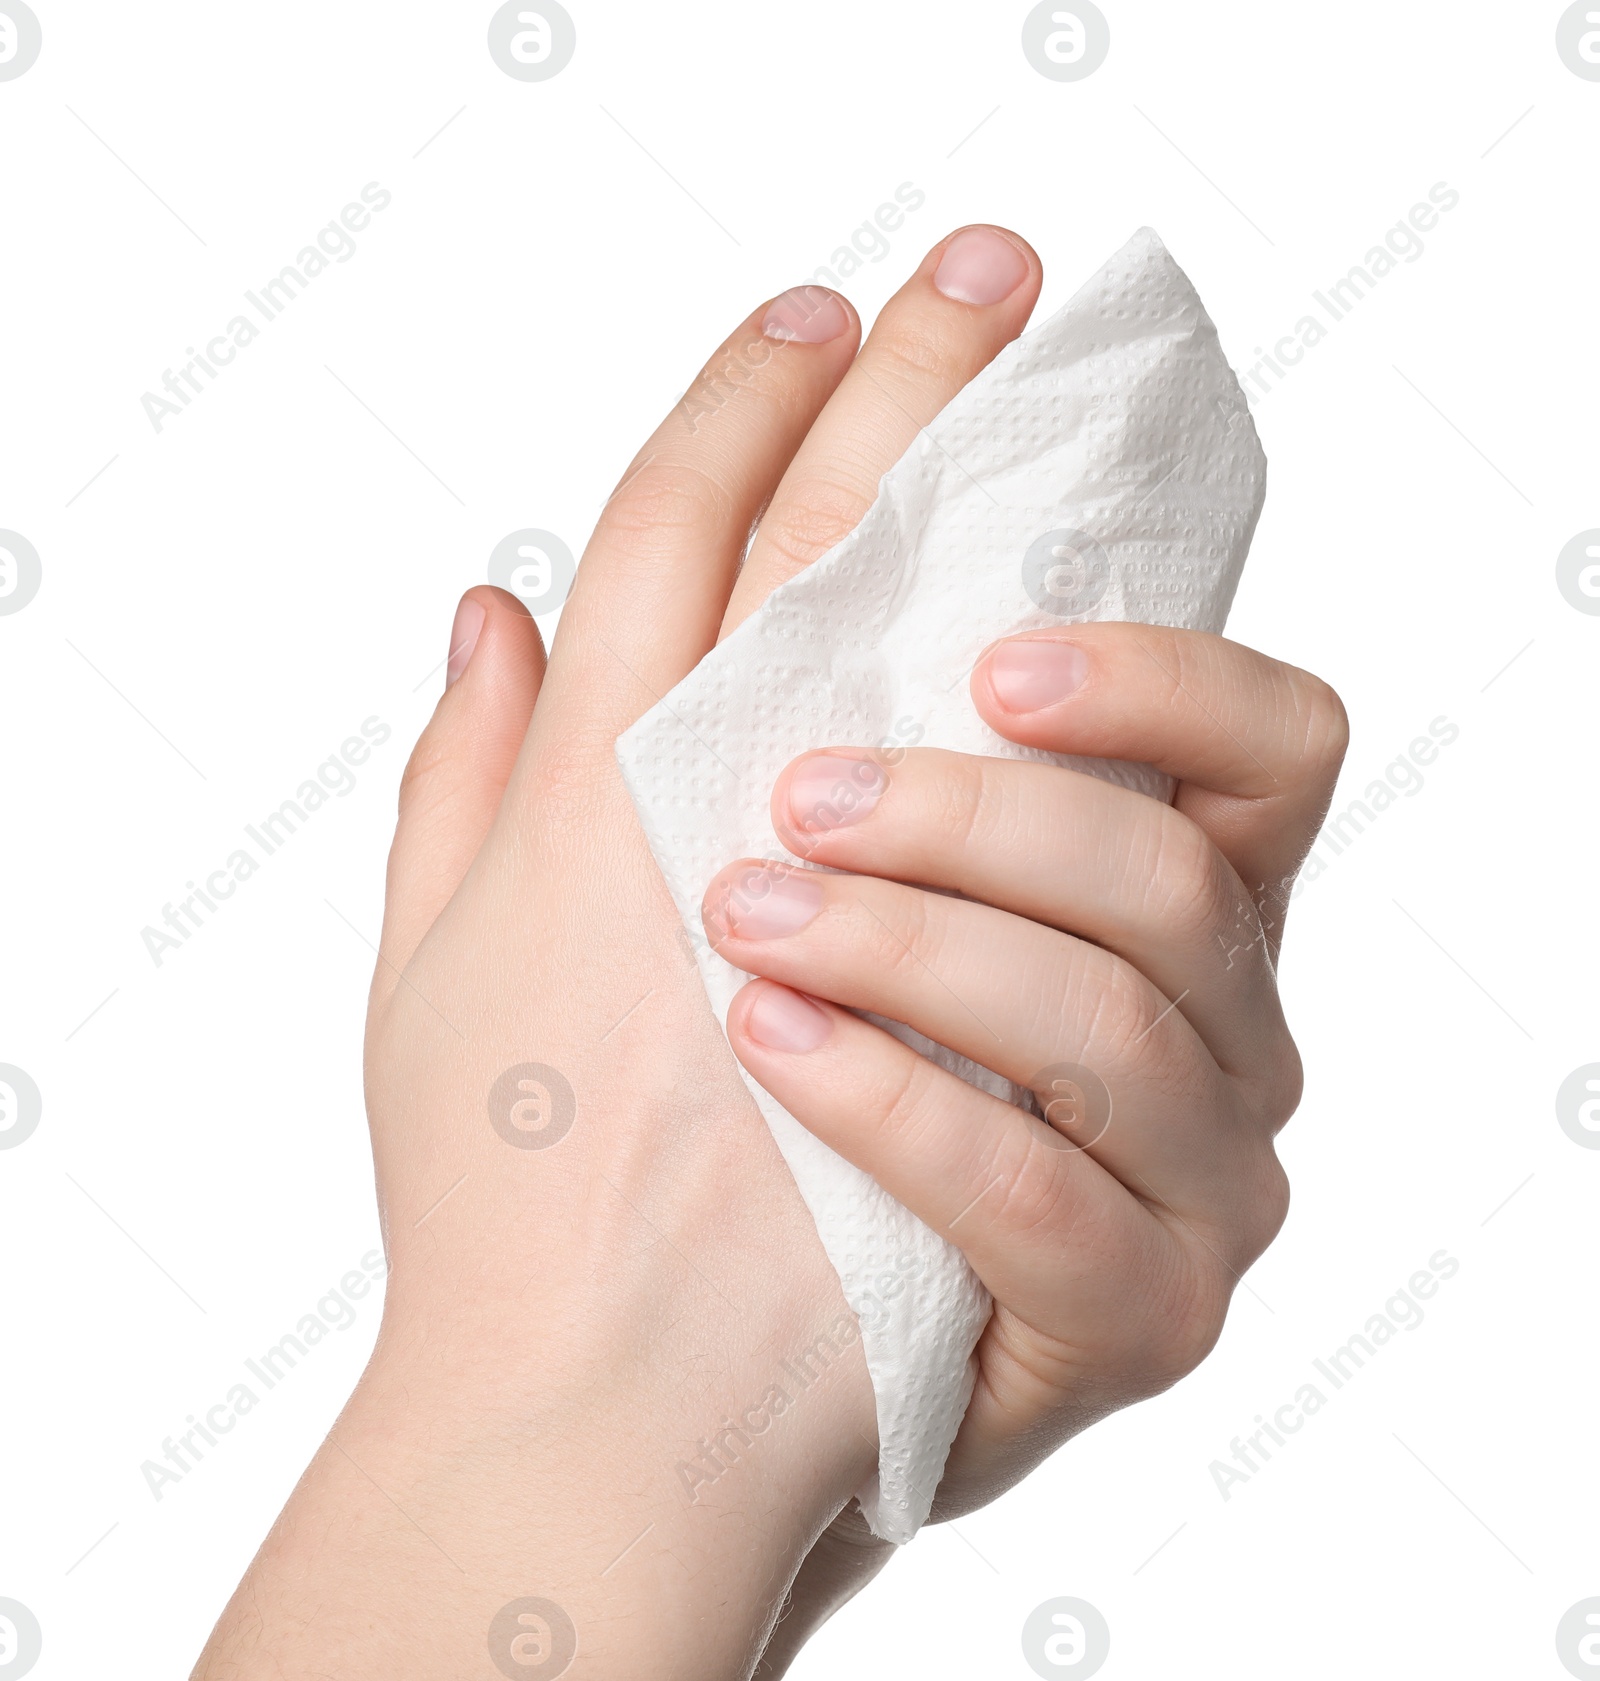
[194,1304,869,1680]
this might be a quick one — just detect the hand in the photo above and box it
[711,624,1346,1665]
[197,222,1057,1680]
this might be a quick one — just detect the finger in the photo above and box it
[970,624,1349,924]
[704,860,1272,1213]
[721,225,1042,633]
[724,980,1156,1306]
[374,587,544,1008]
[728,979,1286,1508]
[768,747,1294,1087]
[533,290,859,748]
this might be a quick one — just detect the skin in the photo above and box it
[193,225,1346,1679]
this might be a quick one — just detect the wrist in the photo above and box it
[352,1314,877,1674]
[198,1266,881,1679]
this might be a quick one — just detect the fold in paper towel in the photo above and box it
[617,228,1266,1542]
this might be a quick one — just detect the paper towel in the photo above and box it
[616,228,1266,1542]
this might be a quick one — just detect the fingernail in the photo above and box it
[763,286,851,343]
[932,227,1029,306]
[446,596,486,688]
[986,640,1088,712]
[744,985,832,1053]
[720,868,824,941]
[787,755,886,834]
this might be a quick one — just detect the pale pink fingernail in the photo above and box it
[763,286,851,343]
[786,754,886,834]
[722,868,824,941]
[744,985,832,1053]
[445,596,486,688]
[986,640,1088,712]
[932,227,1029,306]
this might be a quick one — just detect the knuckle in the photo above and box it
[1062,954,1176,1082]
[983,1142,1079,1242]
[1294,672,1351,780]
[862,1047,937,1151]
[396,728,449,816]
[858,890,940,991]
[691,332,779,402]
[872,314,962,384]
[1255,1036,1306,1132]
[1074,953,1167,1070]
[1135,624,1194,708]
[922,753,991,855]
[1141,1255,1232,1387]
[755,481,867,574]
[512,726,612,833]
[1146,812,1236,946]
[598,459,733,551]
[528,720,607,789]
[680,344,796,440]
[1139,1164,1290,1387]
[1244,1154,1293,1256]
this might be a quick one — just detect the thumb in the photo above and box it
[372,586,545,1008]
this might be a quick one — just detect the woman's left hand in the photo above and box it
[704,619,1347,1551]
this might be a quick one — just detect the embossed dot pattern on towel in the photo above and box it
[618,228,1267,1543]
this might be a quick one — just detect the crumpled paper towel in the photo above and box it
[616,227,1266,1542]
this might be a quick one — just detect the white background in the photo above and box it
[2,2,1596,1676]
